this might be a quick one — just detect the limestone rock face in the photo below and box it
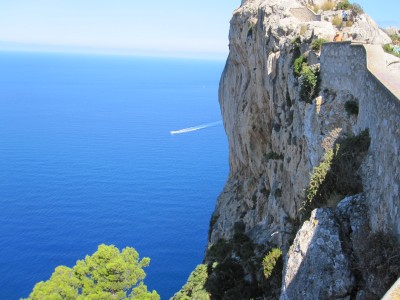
[211,0,354,249]
[281,208,354,300]
[281,194,370,300]
[349,15,391,44]
[202,0,400,298]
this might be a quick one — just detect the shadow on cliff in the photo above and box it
[203,221,282,299]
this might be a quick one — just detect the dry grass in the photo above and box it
[332,16,342,26]
[300,25,308,35]
[321,1,335,11]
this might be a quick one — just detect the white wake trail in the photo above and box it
[170,121,222,135]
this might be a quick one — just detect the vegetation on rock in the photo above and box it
[293,55,306,78]
[383,43,400,58]
[311,38,327,52]
[262,248,282,279]
[301,130,370,220]
[172,264,209,300]
[24,244,159,300]
[337,0,352,10]
[299,65,320,104]
[321,1,335,11]
[293,55,320,103]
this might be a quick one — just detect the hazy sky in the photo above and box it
[0,0,398,58]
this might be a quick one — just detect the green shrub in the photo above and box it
[301,130,370,220]
[172,264,210,300]
[263,248,283,279]
[311,38,328,51]
[205,252,264,299]
[313,4,320,13]
[383,44,400,58]
[25,244,160,300]
[301,148,335,219]
[321,1,335,11]
[345,100,359,115]
[346,20,354,27]
[293,55,307,78]
[337,0,352,10]
[300,65,320,103]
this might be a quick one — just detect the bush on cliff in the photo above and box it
[172,264,210,300]
[337,0,352,10]
[301,130,370,220]
[293,55,306,78]
[300,65,320,103]
[263,248,282,279]
[311,38,327,52]
[24,244,159,300]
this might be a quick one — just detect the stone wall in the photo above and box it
[290,7,321,22]
[320,41,400,237]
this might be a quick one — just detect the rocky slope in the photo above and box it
[174,0,400,299]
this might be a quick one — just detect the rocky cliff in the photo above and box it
[174,0,400,299]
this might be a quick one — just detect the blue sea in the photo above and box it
[0,52,228,299]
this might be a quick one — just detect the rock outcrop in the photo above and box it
[175,0,400,299]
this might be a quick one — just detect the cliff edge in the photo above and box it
[174,0,400,299]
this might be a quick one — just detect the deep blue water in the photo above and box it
[0,52,228,299]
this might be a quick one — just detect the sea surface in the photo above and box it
[0,52,228,299]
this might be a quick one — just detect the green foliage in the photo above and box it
[25,244,159,300]
[301,130,370,220]
[293,55,306,78]
[311,38,328,52]
[205,258,258,300]
[202,228,263,299]
[321,1,335,11]
[265,151,284,161]
[172,264,210,300]
[300,65,320,103]
[301,148,336,219]
[337,0,352,10]
[383,44,400,58]
[345,100,359,115]
[262,248,282,279]
[293,55,320,103]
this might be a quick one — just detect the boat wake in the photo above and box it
[170,121,222,135]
